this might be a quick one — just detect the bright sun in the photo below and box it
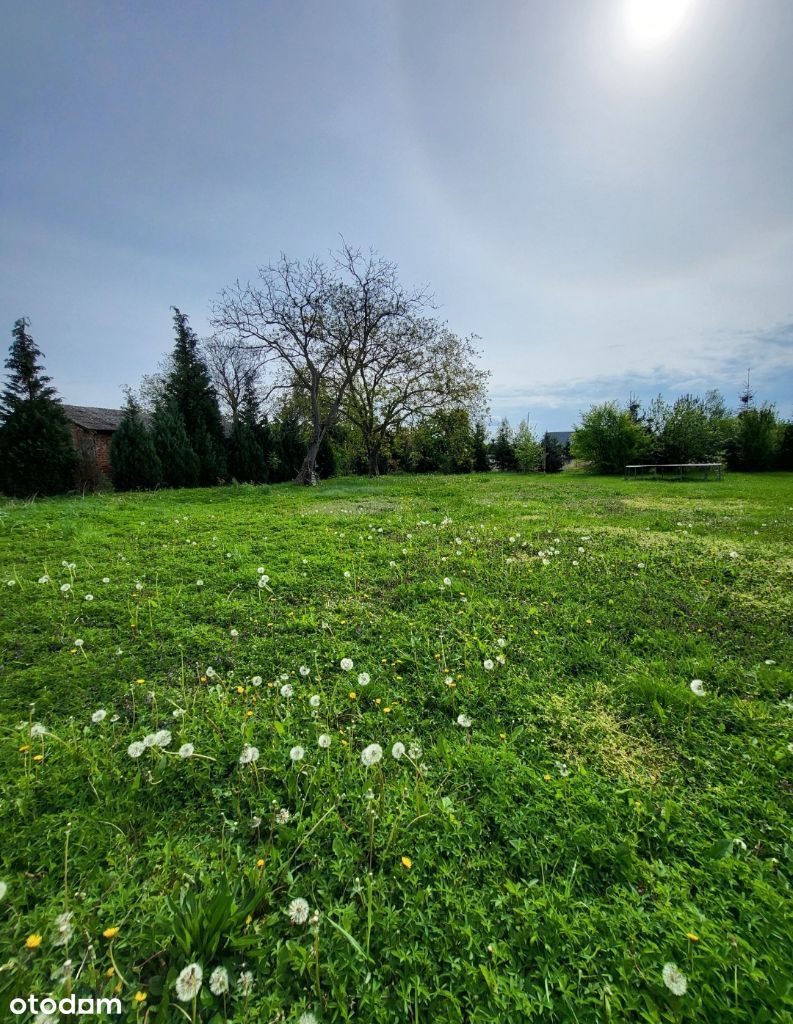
[624,0,693,47]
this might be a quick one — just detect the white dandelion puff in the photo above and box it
[74,639,84,648]
[662,962,687,996]
[457,714,472,728]
[60,583,71,593]
[30,723,46,738]
[91,709,107,724]
[53,911,74,947]
[361,743,383,766]
[298,1013,318,1024]
[178,743,195,759]
[237,970,254,995]
[280,684,294,698]
[483,659,494,671]
[357,672,370,686]
[142,733,157,748]
[239,745,260,765]
[38,575,50,583]
[153,729,172,748]
[408,742,423,760]
[251,675,262,686]
[290,746,305,762]
[84,593,94,602]
[690,679,706,697]
[309,694,321,708]
[209,965,229,995]
[340,657,354,671]
[175,962,203,1002]
[289,897,310,925]
[299,665,310,676]
[318,733,331,749]
[230,628,239,638]
[392,742,406,760]
[127,741,146,759]
[205,666,217,678]
[276,808,290,824]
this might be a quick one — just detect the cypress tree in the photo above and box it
[492,418,517,471]
[0,318,76,496]
[164,308,227,484]
[152,398,199,488]
[111,394,161,490]
[472,420,491,472]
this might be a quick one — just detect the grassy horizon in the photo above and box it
[1,471,791,1022]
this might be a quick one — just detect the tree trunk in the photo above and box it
[367,448,381,477]
[295,438,322,485]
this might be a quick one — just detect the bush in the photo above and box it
[571,402,649,474]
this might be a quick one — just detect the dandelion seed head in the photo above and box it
[318,733,331,749]
[288,897,310,925]
[91,709,107,724]
[392,742,406,760]
[662,963,687,996]
[153,729,172,748]
[290,746,305,762]
[276,808,290,824]
[127,741,145,759]
[690,679,706,697]
[237,970,254,995]
[309,694,321,708]
[340,657,354,671]
[175,962,203,1002]
[457,714,472,728]
[361,743,383,766]
[280,684,294,698]
[178,743,195,759]
[209,965,229,995]
[357,672,370,686]
[239,745,260,765]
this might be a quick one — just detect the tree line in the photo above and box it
[569,391,793,474]
[1,243,791,497]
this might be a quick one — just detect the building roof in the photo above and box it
[62,405,127,432]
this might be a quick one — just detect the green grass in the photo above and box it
[1,472,791,1023]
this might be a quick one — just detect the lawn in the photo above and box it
[1,472,791,1023]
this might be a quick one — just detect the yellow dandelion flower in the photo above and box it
[349,692,357,700]
[401,856,413,869]
[686,933,700,942]
[135,678,145,684]
[543,773,552,781]
[246,709,254,717]
[32,754,44,762]
[383,707,392,714]
[25,933,42,949]
[256,858,265,868]
[375,697,382,705]
[133,991,147,1004]
[236,685,244,694]
[245,913,252,925]
[19,744,30,752]
[106,966,116,977]
[103,926,120,939]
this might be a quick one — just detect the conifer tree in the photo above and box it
[111,394,161,490]
[491,418,517,471]
[472,420,491,472]
[0,318,76,496]
[152,398,199,488]
[164,308,227,484]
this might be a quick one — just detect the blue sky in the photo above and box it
[2,0,792,433]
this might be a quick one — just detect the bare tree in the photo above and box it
[343,319,489,475]
[211,244,429,484]
[201,336,269,420]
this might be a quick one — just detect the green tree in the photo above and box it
[163,308,227,485]
[152,398,199,488]
[571,401,648,474]
[472,420,491,472]
[491,418,517,471]
[0,318,76,496]
[514,419,543,472]
[734,406,780,471]
[111,394,161,490]
[541,432,566,473]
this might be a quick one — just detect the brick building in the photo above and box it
[62,405,126,481]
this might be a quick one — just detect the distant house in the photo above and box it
[546,430,573,454]
[62,405,128,479]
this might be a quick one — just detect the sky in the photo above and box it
[1,0,792,433]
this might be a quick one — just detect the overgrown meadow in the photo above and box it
[1,472,791,1023]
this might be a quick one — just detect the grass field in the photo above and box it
[1,472,792,1023]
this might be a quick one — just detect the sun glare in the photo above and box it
[624,0,693,48]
